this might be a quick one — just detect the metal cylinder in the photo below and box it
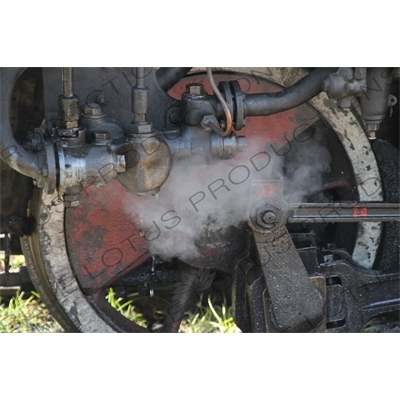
[62,67,74,98]
[156,67,192,92]
[360,68,394,138]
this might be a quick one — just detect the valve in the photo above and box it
[116,68,172,195]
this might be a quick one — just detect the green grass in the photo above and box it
[1,253,64,332]
[180,296,241,333]
[0,286,240,333]
[105,287,241,333]
[1,252,239,333]
[0,291,64,333]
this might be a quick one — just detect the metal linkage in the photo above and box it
[321,260,400,332]
[246,180,325,332]
[243,178,400,333]
[287,202,400,223]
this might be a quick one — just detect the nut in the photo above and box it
[96,93,108,106]
[186,83,205,96]
[129,122,153,134]
[58,95,80,127]
[256,207,281,230]
[85,103,104,116]
[91,131,110,142]
[262,211,277,225]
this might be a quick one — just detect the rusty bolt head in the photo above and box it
[85,103,104,116]
[129,122,153,134]
[186,83,205,96]
[58,95,80,127]
[262,211,277,225]
[256,208,279,230]
[91,131,110,142]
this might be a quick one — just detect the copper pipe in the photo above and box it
[206,68,233,137]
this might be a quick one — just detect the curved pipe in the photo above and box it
[206,67,233,137]
[0,67,40,180]
[245,68,338,116]
[156,67,192,92]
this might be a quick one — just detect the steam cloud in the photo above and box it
[125,129,331,264]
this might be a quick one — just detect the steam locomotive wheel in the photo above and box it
[21,68,386,332]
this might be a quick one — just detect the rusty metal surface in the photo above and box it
[65,180,150,292]
[254,228,324,332]
[321,261,400,332]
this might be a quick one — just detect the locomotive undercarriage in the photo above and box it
[1,67,399,332]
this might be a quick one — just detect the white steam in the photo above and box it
[124,131,331,263]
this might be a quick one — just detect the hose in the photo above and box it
[245,68,338,116]
[156,67,192,92]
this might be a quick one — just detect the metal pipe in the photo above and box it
[62,67,74,97]
[136,67,145,87]
[207,67,233,137]
[131,67,149,121]
[156,67,192,92]
[245,68,338,116]
[360,67,393,139]
[0,67,40,180]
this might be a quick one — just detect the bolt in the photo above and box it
[366,122,380,140]
[91,131,110,142]
[186,83,205,96]
[85,103,103,116]
[169,111,181,125]
[96,93,107,106]
[368,131,376,140]
[129,122,153,134]
[262,211,276,224]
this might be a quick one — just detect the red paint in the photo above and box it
[65,180,150,290]
[353,207,368,218]
[259,183,276,198]
[66,71,320,292]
